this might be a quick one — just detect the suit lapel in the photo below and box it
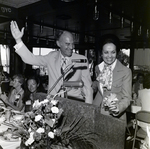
[54,51,61,78]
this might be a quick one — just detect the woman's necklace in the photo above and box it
[14,88,22,99]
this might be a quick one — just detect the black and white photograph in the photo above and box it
[0,0,150,149]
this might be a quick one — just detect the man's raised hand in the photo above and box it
[10,21,24,44]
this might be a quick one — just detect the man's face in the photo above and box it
[27,79,38,93]
[57,32,74,57]
[138,76,143,83]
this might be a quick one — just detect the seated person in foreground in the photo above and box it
[92,34,132,121]
[23,76,46,112]
[132,73,144,101]
[0,74,25,121]
[135,74,150,109]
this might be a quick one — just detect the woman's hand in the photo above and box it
[109,101,119,116]
[10,20,24,44]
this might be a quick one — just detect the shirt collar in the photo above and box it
[60,53,70,62]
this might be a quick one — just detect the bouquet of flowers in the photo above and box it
[13,95,64,149]
[1,94,100,149]
[103,93,118,112]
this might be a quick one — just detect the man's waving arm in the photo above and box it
[10,21,25,44]
[10,21,48,66]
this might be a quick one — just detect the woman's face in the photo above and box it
[27,79,38,93]
[102,43,117,65]
[12,78,21,88]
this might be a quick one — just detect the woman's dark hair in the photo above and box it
[26,75,46,93]
[136,73,144,80]
[100,34,121,55]
[26,76,40,86]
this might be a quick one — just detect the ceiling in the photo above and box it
[0,0,150,49]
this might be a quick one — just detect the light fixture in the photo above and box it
[84,35,88,43]
[109,12,112,24]
[93,0,99,21]
[40,20,43,34]
[37,38,39,44]
[138,26,142,36]
[46,39,49,45]
[120,11,124,28]
[61,0,74,2]
[27,36,30,43]
[130,21,134,33]
[120,17,124,28]
[109,3,113,24]
[147,29,149,38]
[27,32,30,43]
[4,29,7,39]
[25,16,28,31]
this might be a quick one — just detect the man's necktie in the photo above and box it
[61,57,67,74]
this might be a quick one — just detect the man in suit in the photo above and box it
[10,21,93,104]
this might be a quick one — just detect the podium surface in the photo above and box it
[57,97,126,149]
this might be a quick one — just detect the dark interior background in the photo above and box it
[0,0,150,75]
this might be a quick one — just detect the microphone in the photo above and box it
[63,81,84,88]
[72,59,87,63]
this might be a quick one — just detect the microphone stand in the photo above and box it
[47,63,75,96]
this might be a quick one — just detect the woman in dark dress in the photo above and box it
[23,76,46,112]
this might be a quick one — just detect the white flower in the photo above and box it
[25,132,34,146]
[51,106,59,113]
[36,128,45,133]
[40,99,49,104]
[47,95,51,99]
[0,116,6,123]
[28,128,32,132]
[48,131,55,138]
[51,119,56,124]
[33,100,41,108]
[50,99,58,105]
[35,115,43,122]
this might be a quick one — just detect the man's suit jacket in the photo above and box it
[93,60,132,120]
[15,42,93,103]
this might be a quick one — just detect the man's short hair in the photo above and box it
[55,30,64,41]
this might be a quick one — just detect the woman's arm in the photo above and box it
[0,91,24,111]
[16,91,25,111]
[109,68,132,116]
